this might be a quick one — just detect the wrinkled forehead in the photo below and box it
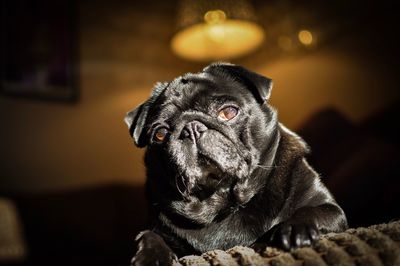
[161,72,254,108]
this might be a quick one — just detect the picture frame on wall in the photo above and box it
[0,0,79,102]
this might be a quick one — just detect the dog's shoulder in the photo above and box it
[276,123,310,164]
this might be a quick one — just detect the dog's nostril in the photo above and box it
[181,121,208,141]
[194,123,207,133]
[181,128,190,138]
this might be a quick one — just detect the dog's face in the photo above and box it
[126,63,279,224]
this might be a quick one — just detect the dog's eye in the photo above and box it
[153,127,169,143]
[218,106,238,121]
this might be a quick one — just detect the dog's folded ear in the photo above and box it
[124,82,169,147]
[203,62,273,104]
[124,103,148,147]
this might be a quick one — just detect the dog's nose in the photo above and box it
[181,121,208,141]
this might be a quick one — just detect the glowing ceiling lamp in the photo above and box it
[171,0,265,62]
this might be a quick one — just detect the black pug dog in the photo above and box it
[125,63,347,265]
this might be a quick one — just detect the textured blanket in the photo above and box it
[176,220,400,266]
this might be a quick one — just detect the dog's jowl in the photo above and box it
[125,63,348,265]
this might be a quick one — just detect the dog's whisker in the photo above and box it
[180,173,188,190]
[175,174,186,198]
[255,164,278,170]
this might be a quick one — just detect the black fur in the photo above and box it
[125,63,348,265]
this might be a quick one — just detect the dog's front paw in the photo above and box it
[131,248,177,266]
[269,221,320,251]
[131,230,177,266]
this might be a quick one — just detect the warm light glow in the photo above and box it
[298,30,313,45]
[204,10,226,24]
[171,19,265,61]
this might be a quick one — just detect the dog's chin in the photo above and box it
[170,170,239,225]
[178,152,248,200]
[188,165,235,200]
[173,158,250,223]
[170,157,258,225]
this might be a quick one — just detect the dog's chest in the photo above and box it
[161,210,269,253]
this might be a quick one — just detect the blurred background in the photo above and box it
[0,0,399,265]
